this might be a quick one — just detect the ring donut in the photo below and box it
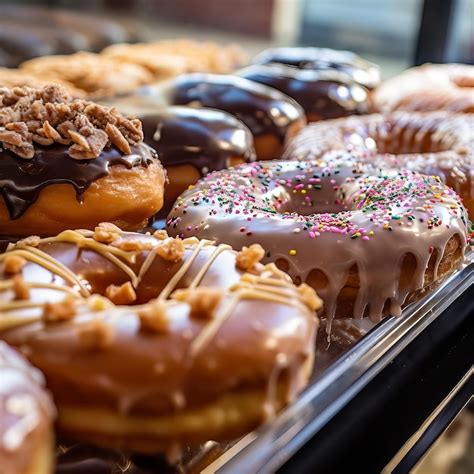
[283,112,474,216]
[0,225,319,453]
[372,63,474,113]
[166,157,469,322]
[253,46,381,90]
[0,85,166,237]
[0,341,55,474]
[237,64,371,122]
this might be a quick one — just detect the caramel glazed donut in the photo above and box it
[139,106,256,214]
[167,156,469,323]
[283,112,474,217]
[0,85,166,237]
[0,341,55,474]
[0,225,320,453]
[372,63,474,113]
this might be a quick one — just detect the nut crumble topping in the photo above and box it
[0,85,143,160]
[173,287,223,320]
[236,244,265,272]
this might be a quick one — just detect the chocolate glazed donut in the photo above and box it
[139,106,256,215]
[161,73,306,160]
[253,47,381,90]
[237,64,371,123]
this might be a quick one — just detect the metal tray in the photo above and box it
[54,250,473,473]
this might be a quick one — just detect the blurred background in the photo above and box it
[1,0,472,77]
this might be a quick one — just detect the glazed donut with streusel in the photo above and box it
[0,224,320,453]
[253,46,381,90]
[139,106,255,214]
[167,156,469,322]
[158,73,306,160]
[372,63,474,113]
[283,112,474,216]
[237,64,371,122]
[0,85,166,237]
[0,341,55,474]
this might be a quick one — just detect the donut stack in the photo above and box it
[0,38,472,471]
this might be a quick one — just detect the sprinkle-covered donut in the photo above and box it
[372,63,474,113]
[237,64,371,123]
[253,46,381,90]
[0,225,319,453]
[0,341,55,474]
[139,106,255,214]
[283,112,474,216]
[160,73,306,160]
[0,85,166,236]
[167,157,469,322]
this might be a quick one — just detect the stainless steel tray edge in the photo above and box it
[206,254,474,473]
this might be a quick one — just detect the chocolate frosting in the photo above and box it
[0,143,157,219]
[237,64,370,120]
[139,106,255,174]
[162,73,304,143]
[253,47,381,89]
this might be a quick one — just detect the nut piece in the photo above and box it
[43,297,77,323]
[16,235,41,247]
[298,283,322,312]
[156,238,185,262]
[236,244,265,271]
[78,319,114,350]
[105,282,136,305]
[87,294,113,312]
[3,255,26,274]
[173,287,223,320]
[137,300,169,334]
[111,237,154,252]
[93,222,121,244]
[12,275,29,300]
[153,229,169,241]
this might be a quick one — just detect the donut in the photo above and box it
[253,47,381,89]
[101,39,248,78]
[0,85,166,237]
[0,225,320,453]
[20,52,154,99]
[372,64,474,113]
[139,106,255,214]
[166,157,469,322]
[237,64,371,123]
[160,73,306,160]
[0,341,55,474]
[283,112,474,217]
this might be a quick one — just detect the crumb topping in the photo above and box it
[173,287,223,319]
[0,85,143,160]
[156,238,185,262]
[105,282,137,305]
[77,319,114,350]
[12,275,30,300]
[43,297,77,323]
[236,244,265,271]
[93,222,121,244]
[3,255,26,274]
[137,300,169,334]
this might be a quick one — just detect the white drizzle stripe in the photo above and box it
[188,244,232,289]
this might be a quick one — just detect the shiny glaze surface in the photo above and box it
[253,47,381,89]
[163,73,305,143]
[0,143,157,219]
[237,64,370,120]
[0,230,317,424]
[167,158,469,322]
[0,341,54,474]
[139,106,255,174]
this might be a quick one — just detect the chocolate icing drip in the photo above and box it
[0,142,156,219]
[139,106,255,174]
[237,64,370,120]
[253,47,381,89]
[164,73,304,143]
